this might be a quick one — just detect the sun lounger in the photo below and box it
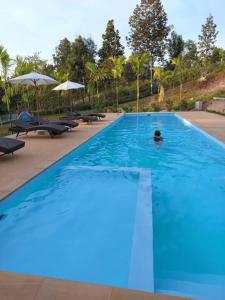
[30,117,79,129]
[0,137,25,156]
[79,116,98,123]
[60,112,98,123]
[10,120,68,138]
[87,113,106,119]
[46,120,78,128]
[74,111,106,119]
[59,112,80,121]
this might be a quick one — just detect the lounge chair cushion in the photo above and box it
[0,137,25,154]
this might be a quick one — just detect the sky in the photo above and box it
[0,0,225,63]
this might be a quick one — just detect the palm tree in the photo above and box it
[86,62,100,102]
[128,53,150,112]
[14,56,34,76]
[154,67,165,103]
[110,56,126,112]
[172,55,184,102]
[0,47,14,118]
[85,62,108,104]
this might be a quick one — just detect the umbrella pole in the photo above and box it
[58,93,61,118]
[35,84,40,124]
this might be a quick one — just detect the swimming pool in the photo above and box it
[0,114,225,299]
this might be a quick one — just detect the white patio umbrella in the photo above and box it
[53,81,85,115]
[53,80,85,91]
[9,71,58,122]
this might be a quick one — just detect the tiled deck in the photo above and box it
[0,111,224,300]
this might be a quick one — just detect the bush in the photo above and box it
[122,105,135,113]
[165,99,174,111]
[150,103,162,112]
[171,99,195,111]
[73,103,93,111]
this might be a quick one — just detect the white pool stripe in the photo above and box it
[66,165,154,292]
[128,168,154,292]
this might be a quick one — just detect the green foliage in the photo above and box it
[168,31,184,63]
[110,56,126,110]
[154,67,168,102]
[53,36,97,83]
[98,20,125,62]
[110,56,126,80]
[172,55,185,101]
[68,36,97,83]
[183,40,198,66]
[150,102,161,112]
[14,53,47,76]
[86,62,109,102]
[198,14,218,63]
[210,47,225,64]
[127,0,170,63]
[172,99,195,111]
[0,46,15,114]
[128,53,150,111]
[128,53,150,77]
[53,38,71,71]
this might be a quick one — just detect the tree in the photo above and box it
[198,15,218,62]
[128,53,150,112]
[98,20,124,62]
[0,47,14,116]
[14,56,35,76]
[68,36,97,83]
[85,38,98,61]
[53,38,71,72]
[168,31,184,62]
[210,47,225,64]
[183,40,198,66]
[25,52,47,70]
[110,56,126,111]
[172,55,184,101]
[154,67,165,103]
[85,62,108,103]
[127,0,170,64]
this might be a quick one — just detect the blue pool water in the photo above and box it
[0,114,225,299]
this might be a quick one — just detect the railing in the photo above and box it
[0,114,17,125]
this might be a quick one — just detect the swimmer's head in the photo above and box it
[154,130,161,137]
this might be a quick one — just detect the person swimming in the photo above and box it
[154,130,163,143]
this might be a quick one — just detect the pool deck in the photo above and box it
[177,111,225,144]
[0,271,188,300]
[0,111,224,300]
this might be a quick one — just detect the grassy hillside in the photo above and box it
[118,70,225,112]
